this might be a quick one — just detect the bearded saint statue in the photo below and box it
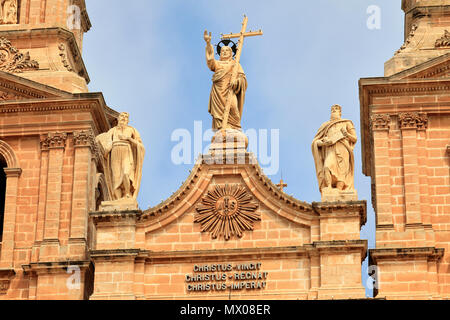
[96,112,145,204]
[312,105,357,198]
[204,30,247,130]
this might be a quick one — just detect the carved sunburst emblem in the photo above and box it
[195,184,260,240]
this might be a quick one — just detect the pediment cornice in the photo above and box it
[0,70,71,100]
[139,154,316,233]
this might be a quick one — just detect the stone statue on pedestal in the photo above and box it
[96,112,145,211]
[312,105,358,202]
[204,31,247,131]
[203,16,263,155]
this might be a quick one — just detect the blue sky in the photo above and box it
[83,0,405,296]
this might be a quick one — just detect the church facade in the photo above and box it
[0,0,448,300]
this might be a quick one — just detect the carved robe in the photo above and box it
[206,47,247,130]
[312,119,356,192]
[0,0,17,24]
[96,125,145,201]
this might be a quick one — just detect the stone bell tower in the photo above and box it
[0,0,118,300]
[360,0,450,299]
[0,0,91,93]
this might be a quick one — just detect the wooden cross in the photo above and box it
[276,179,288,192]
[220,15,263,129]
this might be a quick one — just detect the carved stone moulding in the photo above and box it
[40,132,68,150]
[395,24,418,55]
[195,184,259,241]
[73,130,95,148]
[0,269,15,295]
[371,114,391,131]
[58,43,74,72]
[435,30,450,48]
[0,37,39,73]
[398,112,428,130]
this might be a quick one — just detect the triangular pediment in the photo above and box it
[139,155,317,247]
[389,52,450,80]
[0,70,72,101]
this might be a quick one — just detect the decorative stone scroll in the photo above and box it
[0,37,39,73]
[40,132,68,150]
[435,30,450,48]
[371,114,391,131]
[0,0,18,25]
[395,24,418,55]
[58,43,74,72]
[398,112,428,130]
[195,184,259,240]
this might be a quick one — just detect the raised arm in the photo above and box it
[204,30,216,71]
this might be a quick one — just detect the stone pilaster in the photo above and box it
[40,132,68,261]
[398,113,427,227]
[0,168,22,269]
[371,114,394,227]
[68,130,95,260]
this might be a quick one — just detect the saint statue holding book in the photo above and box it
[312,105,357,199]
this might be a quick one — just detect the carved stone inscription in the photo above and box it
[186,262,268,292]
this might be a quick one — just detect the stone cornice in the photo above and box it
[369,247,445,265]
[91,241,367,264]
[0,97,112,134]
[312,201,367,228]
[90,210,142,223]
[3,167,22,177]
[0,269,15,279]
[90,249,141,259]
[403,55,450,79]
[22,261,91,275]
[364,80,450,96]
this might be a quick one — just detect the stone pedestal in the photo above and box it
[89,210,141,300]
[321,188,358,203]
[209,129,248,153]
[99,199,139,212]
[204,129,250,165]
[313,201,367,299]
